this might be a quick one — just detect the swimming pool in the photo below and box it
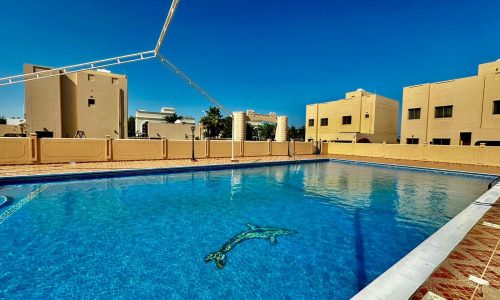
[0,161,494,299]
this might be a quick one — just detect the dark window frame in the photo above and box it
[408,108,421,120]
[432,138,451,145]
[406,138,419,144]
[320,118,328,126]
[308,119,314,127]
[493,100,500,115]
[434,105,453,118]
[342,116,352,125]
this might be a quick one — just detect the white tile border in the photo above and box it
[352,182,500,300]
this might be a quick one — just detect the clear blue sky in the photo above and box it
[1,0,499,127]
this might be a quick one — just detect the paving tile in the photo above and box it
[412,203,500,300]
[0,156,317,177]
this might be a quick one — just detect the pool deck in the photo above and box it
[1,154,499,299]
[0,155,318,177]
[411,201,500,300]
[0,154,499,177]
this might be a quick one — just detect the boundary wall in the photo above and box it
[0,135,314,165]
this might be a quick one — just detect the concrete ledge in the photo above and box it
[352,182,500,300]
[0,158,329,186]
[330,158,498,179]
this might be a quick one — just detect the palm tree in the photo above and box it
[257,122,276,140]
[220,116,232,138]
[200,107,224,138]
[164,113,182,124]
[287,125,298,140]
[246,123,256,140]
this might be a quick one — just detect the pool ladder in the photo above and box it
[488,176,500,190]
[289,151,301,163]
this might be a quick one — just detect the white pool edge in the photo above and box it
[351,181,500,300]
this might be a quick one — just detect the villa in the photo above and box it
[24,65,128,139]
[305,89,399,143]
[402,60,500,146]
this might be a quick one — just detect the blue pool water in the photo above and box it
[0,161,493,299]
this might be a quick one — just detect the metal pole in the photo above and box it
[231,116,235,162]
[191,126,196,161]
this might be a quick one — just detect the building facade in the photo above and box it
[401,60,500,146]
[147,123,202,140]
[135,107,196,137]
[24,65,128,139]
[305,89,399,143]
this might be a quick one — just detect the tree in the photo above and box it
[164,113,182,124]
[0,116,6,125]
[246,123,256,140]
[257,122,276,140]
[200,107,224,138]
[287,125,305,141]
[14,120,28,136]
[220,116,232,138]
[288,125,298,140]
[297,126,305,141]
[127,116,135,137]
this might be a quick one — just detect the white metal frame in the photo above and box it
[0,51,156,86]
[157,53,236,160]
[0,0,179,87]
[0,0,237,161]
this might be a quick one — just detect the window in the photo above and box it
[88,74,95,81]
[406,138,419,144]
[435,105,453,118]
[112,78,118,84]
[494,100,500,115]
[308,119,314,127]
[88,98,95,107]
[320,118,328,126]
[342,116,352,125]
[432,138,451,145]
[365,113,370,118]
[460,132,472,146]
[408,108,421,120]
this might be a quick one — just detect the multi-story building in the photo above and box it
[135,107,195,137]
[305,89,399,143]
[24,65,128,139]
[401,60,500,146]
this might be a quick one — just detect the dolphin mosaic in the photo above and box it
[204,223,297,269]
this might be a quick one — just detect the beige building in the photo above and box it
[305,89,399,143]
[401,60,500,146]
[24,65,128,139]
[135,107,195,137]
[147,123,202,140]
[0,125,22,137]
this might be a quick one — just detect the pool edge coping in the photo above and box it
[0,158,330,186]
[346,164,500,299]
[329,158,499,178]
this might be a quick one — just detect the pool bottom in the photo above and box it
[0,160,494,299]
